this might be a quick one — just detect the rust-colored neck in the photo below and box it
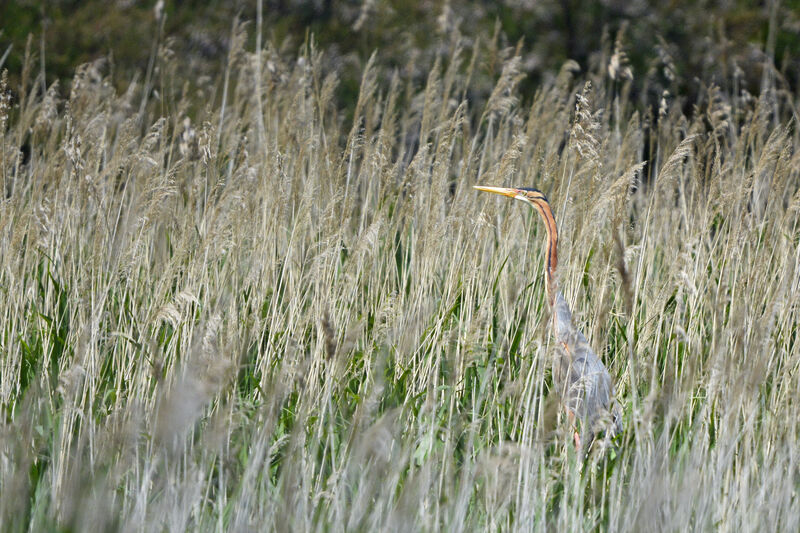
[529,197,558,305]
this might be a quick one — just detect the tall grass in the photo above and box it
[1,29,799,531]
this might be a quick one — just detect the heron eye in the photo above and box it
[516,187,546,200]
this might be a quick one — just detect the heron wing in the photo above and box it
[551,292,621,437]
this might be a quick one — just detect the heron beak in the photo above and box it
[473,185,519,199]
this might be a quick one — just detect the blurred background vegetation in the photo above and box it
[1,0,799,114]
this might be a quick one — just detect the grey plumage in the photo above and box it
[551,291,622,446]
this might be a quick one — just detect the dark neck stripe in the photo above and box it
[530,197,558,304]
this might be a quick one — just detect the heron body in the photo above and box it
[474,185,622,449]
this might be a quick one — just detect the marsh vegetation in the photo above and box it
[1,11,799,531]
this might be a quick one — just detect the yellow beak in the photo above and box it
[473,185,519,198]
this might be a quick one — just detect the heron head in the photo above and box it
[473,185,548,207]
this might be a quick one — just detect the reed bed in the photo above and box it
[1,28,799,531]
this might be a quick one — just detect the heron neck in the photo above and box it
[531,198,558,306]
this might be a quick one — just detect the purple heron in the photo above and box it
[475,185,622,450]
